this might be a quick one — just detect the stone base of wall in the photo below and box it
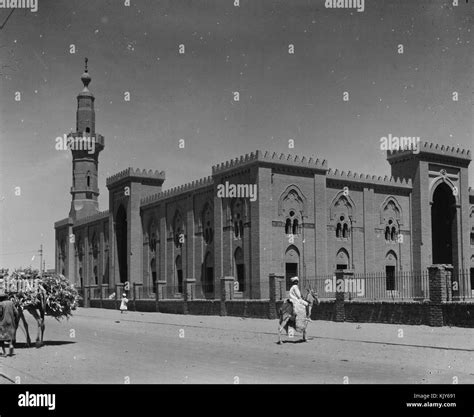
[225,300,270,318]
[442,302,474,327]
[344,300,431,325]
[84,298,474,327]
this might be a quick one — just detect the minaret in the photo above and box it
[68,58,105,220]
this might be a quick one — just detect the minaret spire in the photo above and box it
[68,59,105,220]
[81,57,91,91]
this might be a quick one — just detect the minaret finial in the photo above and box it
[81,57,91,89]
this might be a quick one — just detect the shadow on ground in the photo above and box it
[13,341,76,349]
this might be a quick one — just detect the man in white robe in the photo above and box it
[288,277,311,329]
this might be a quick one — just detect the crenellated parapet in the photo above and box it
[106,167,165,188]
[387,141,471,162]
[211,150,328,175]
[73,210,110,228]
[140,176,214,208]
[326,168,412,189]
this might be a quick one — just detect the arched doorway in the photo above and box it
[203,252,214,294]
[431,183,456,265]
[336,248,350,270]
[116,205,128,283]
[150,258,157,291]
[234,247,244,292]
[285,245,300,290]
[175,255,183,294]
[385,251,398,291]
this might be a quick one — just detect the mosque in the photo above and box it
[55,62,474,300]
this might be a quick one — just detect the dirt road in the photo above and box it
[0,308,473,384]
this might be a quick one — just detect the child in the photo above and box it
[119,293,128,314]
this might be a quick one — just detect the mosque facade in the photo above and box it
[55,64,474,300]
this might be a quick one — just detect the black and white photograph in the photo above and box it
[0,0,473,414]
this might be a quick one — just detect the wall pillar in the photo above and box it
[268,273,284,319]
[220,276,234,316]
[428,264,452,326]
[334,269,353,322]
[183,278,196,315]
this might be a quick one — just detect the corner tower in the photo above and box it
[68,58,105,220]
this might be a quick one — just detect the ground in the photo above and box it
[0,308,473,384]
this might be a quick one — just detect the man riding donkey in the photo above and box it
[288,276,312,324]
[278,276,318,343]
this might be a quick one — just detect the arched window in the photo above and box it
[285,210,300,236]
[342,223,349,238]
[85,127,90,134]
[335,216,349,239]
[231,199,245,239]
[384,219,398,243]
[173,211,184,248]
[292,218,299,235]
[202,203,213,244]
[87,173,91,187]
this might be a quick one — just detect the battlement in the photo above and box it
[387,141,471,162]
[326,168,412,188]
[211,150,328,175]
[106,167,165,188]
[73,210,110,228]
[141,176,214,207]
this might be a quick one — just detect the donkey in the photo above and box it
[278,288,319,344]
[14,291,47,348]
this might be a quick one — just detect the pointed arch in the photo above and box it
[278,184,307,217]
[329,191,356,221]
[429,175,459,205]
[335,248,350,269]
[380,195,403,225]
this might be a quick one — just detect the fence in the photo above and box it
[302,270,431,301]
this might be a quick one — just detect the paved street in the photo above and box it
[0,308,473,384]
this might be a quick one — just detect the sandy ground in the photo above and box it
[0,307,473,384]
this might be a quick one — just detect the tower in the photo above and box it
[68,58,105,220]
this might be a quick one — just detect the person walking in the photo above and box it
[119,293,128,314]
[0,293,18,357]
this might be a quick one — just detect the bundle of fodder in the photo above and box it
[40,272,79,319]
[6,268,79,320]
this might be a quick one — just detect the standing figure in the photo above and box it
[119,293,128,314]
[0,293,18,356]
